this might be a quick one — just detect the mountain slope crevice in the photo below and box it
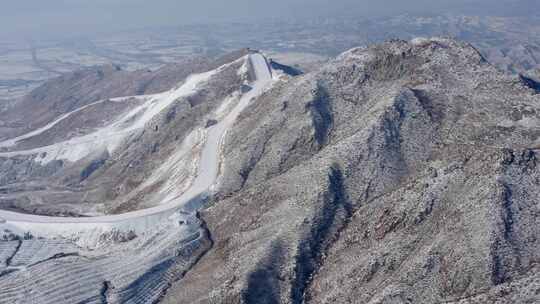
[291,165,352,304]
[519,74,540,94]
[306,83,333,149]
[27,252,82,268]
[243,241,285,304]
[490,148,538,287]
[4,239,21,267]
[99,281,111,304]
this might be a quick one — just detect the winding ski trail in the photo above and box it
[0,53,273,237]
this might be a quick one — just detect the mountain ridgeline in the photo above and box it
[164,38,540,303]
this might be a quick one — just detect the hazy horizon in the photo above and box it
[1,0,538,39]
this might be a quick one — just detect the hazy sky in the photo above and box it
[0,0,536,38]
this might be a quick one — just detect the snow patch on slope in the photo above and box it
[0,96,147,149]
[0,71,217,164]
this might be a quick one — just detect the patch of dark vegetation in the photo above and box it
[23,231,33,240]
[291,165,352,304]
[243,241,286,304]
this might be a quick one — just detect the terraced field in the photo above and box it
[0,219,208,304]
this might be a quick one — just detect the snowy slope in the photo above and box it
[0,53,274,242]
[0,71,214,164]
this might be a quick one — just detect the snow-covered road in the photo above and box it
[0,53,274,238]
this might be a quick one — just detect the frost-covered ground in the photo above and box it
[0,53,275,303]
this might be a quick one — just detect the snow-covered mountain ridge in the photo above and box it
[1,38,540,303]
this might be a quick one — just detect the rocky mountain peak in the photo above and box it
[162,38,540,303]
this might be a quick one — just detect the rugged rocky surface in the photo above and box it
[162,38,540,303]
